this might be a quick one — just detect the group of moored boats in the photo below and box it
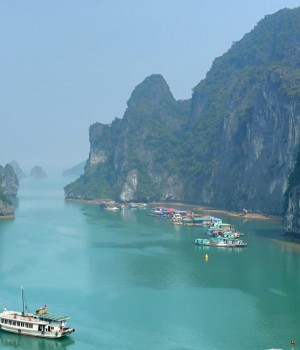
[194,217,247,248]
[102,203,248,249]
[148,206,248,248]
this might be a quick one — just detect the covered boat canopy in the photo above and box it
[193,217,211,223]
[36,312,70,322]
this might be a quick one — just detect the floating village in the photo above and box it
[102,203,248,248]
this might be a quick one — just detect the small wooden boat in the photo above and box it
[0,288,75,338]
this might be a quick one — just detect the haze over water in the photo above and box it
[0,175,299,350]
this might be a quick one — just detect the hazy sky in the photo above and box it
[1,0,299,173]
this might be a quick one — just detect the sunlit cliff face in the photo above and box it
[89,150,107,166]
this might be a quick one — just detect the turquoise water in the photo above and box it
[0,175,299,350]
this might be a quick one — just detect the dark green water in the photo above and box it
[0,175,299,350]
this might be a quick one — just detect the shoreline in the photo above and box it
[192,206,280,222]
[153,202,280,221]
[65,198,281,222]
[0,215,14,220]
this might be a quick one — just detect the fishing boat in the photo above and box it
[0,288,75,338]
[195,237,247,248]
[104,206,120,211]
[206,229,242,238]
[194,238,211,246]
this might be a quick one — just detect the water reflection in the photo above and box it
[0,331,75,350]
[194,245,245,254]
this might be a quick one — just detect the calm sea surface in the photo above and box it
[0,175,300,350]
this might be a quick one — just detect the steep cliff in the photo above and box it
[0,164,19,217]
[186,8,300,214]
[8,160,26,179]
[283,150,300,233]
[65,74,190,202]
[0,164,19,197]
[65,7,300,221]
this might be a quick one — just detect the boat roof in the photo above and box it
[36,312,70,322]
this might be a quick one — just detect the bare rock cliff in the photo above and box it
[0,164,19,217]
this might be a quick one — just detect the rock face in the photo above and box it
[0,164,19,197]
[0,198,14,218]
[65,8,300,231]
[283,151,300,233]
[284,188,300,234]
[30,166,47,178]
[65,74,189,202]
[8,160,26,179]
[0,164,19,217]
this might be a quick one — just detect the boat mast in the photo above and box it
[21,286,25,316]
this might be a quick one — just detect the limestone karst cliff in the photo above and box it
[8,160,26,179]
[65,7,300,230]
[187,7,300,215]
[0,164,19,197]
[283,150,300,233]
[0,164,19,217]
[65,74,190,202]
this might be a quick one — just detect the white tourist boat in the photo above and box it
[0,288,75,338]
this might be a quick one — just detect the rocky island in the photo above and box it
[0,164,19,218]
[63,161,86,177]
[30,166,47,179]
[64,8,300,233]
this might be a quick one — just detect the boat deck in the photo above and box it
[1,310,70,324]
[36,312,70,322]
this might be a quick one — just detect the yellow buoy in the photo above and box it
[205,254,209,260]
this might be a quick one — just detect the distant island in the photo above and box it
[30,166,47,178]
[0,163,19,218]
[63,161,86,177]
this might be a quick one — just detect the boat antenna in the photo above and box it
[21,286,25,316]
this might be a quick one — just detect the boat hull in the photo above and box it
[0,325,72,338]
[195,238,247,248]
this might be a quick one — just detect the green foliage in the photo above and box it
[135,170,160,202]
[64,161,120,200]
